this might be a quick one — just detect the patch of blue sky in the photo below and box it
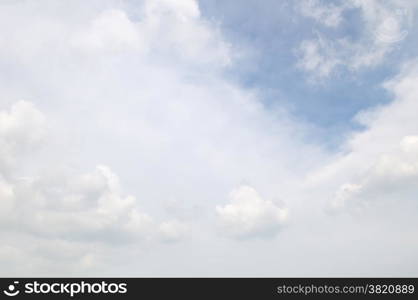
[198,0,409,148]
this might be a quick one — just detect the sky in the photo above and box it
[0,0,418,276]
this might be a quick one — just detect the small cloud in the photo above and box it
[216,185,288,239]
[299,0,345,28]
[296,36,341,79]
[158,220,189,243]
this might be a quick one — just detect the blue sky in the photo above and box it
[199,0,403,145]
[1,0,418,276]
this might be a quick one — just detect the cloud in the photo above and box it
[12,165,155,242]
[0,178,14,219]
[0,100,45,220]
[299,0,346,28]
[297,35,342,78]
[0,0,324,275]
[296,0,417,79]
[0,97,191,272]
[216,185,288,239]
[158,220,189,242]
[2,0,417,277]
[0,101,45,175]
[68,0,231,68]
[0,149,155,242]
[70,9,143,54]
[330,136,418,212]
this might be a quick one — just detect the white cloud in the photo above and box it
[330,136,418,211]
[297,36,342,79]
[142,0,231,67]
[297,35,390,79]
[144,0,200,20]
[0,178,14,218]
[3,163,154,242]
[158,220,189,242]
[0,100,45,221]
[0,101,45,174]
[2,0,417,277]
[216,185,288,238]
[68,0,231,68]
[299,0,346,28]
[0,0,324,275]
[70,9,143,54]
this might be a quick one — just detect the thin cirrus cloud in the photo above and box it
[298,0,346,28]
[296,0,417,79]
[0,0,418,276]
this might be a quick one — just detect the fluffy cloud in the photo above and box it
[6,165,154,242]
[0,99,190,275]
[67,0,230,68]
[216,185,288,238]
[0,100,152,242]
[0,99,203,246]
